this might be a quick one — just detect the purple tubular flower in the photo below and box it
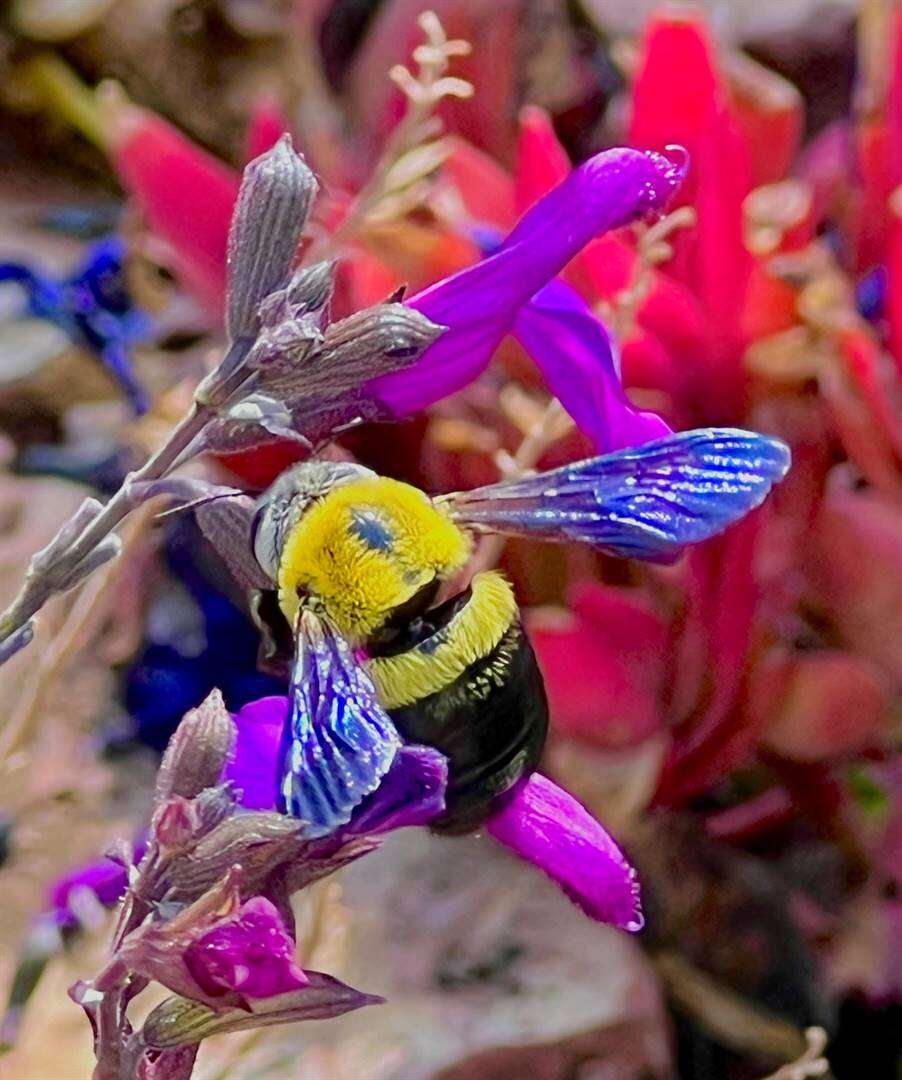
[486,773,643,932]
[368,146,687,417]
[227,697,641,930]
[183,896,308,1000]
[345,744,447,835]
[225,695,286,811]
[225,696,447,835]
[47,840,147,927]
[512,279,672,452]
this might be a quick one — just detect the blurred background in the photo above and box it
[0,0,899,1077]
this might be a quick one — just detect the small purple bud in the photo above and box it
[183,896,307,1000]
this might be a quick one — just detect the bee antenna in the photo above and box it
[153,489,244,523]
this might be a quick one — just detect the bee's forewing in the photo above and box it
[281,612,401,837]
[441,428,791,562]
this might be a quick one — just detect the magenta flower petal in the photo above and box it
[369,146,687,416]
[46,860,129,926]
[513,279,672,452]
[486,773,643,931]
[184,896,308,1000]
[344,745,447,836]
[225,695,286,811]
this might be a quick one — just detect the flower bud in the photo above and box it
[268,304,446,403]
[226,135,318,343]
[164,812,303,902]
[154,797,199,854]
[155,690,236,804]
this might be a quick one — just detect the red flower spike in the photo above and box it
[528,581,668,751]
[725,52,804,189]
[741,265,799,342]
[629,9,753,416]
[820,330,902,498]
[839,329,902,463]
[618,329,685,424]
[362,220,479,294]
[441,136,517,231]
[797,120,853,229]
[854,116,892,272]
[806,477,902,683]
[655,516,763,807]
[528,606,663,750]
[515,106,571,215]
[758,650,891,763]
[215,443,309,490]
[580,234,713,395]
[105,98,240,318]
[854,8,902,269]
[887,188,902,374]
[339,249,403,313]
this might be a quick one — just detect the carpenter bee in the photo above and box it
[192,428,789,838]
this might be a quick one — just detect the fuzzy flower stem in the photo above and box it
[0,503,156,766]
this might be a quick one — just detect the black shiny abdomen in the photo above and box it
[388,621,549,834]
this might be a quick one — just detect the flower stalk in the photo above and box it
[70,692,383,1078]
[0,136,314,665]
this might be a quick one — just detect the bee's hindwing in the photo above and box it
[137,477,273,592]
[194,492,274,592]
[442,428,791,562]
[281,611,401,837]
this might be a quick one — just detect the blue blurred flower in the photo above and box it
[0,236,151,414]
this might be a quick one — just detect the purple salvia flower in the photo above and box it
[46,840,147,928]
[485,773,643,932]
[225,696,448,836]
[225,696,642,930]
[223,695,285,811]
[512,279,672,452]
[369,146,687,418]
[117,870,306,1012]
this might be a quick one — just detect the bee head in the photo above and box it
[251,460,377,580]
[271,472,472,643]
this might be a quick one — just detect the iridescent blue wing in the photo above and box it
[280,611,401,837]
[441,428,790,562]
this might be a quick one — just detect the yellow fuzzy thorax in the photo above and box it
[368,570,517,709]
[277,477,471,641]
